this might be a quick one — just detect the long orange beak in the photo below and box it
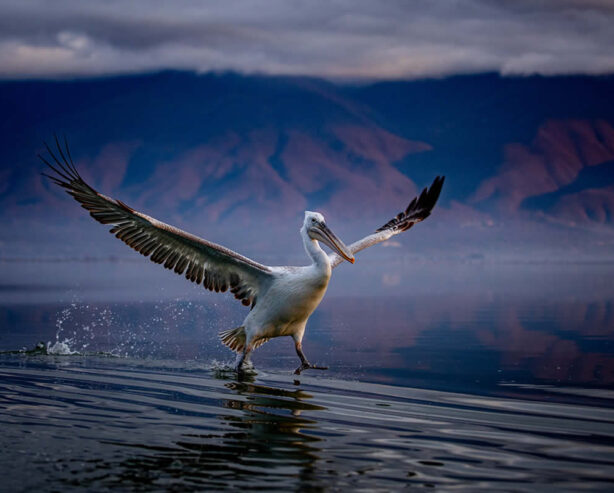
[314,223,355,264]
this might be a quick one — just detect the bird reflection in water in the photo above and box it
[84,378,327,491]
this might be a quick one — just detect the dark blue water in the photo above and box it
[1,261,613,490]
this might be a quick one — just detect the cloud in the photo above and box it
[0,0,613,79]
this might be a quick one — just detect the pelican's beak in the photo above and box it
[314,223,355,264]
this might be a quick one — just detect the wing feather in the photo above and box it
[41,137,272,307]
[329,176,444,268]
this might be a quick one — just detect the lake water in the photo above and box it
[1,261,614,490]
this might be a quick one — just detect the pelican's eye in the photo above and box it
[311,218,316,223]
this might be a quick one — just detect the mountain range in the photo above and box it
[1,71,613,261]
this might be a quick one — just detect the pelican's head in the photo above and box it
[303,211,355,264]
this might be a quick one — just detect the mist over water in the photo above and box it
[2,262,613,390]
[1,261,613,490]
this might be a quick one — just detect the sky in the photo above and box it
[1,0,613,80]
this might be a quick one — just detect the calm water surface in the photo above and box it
[1,262,613,490]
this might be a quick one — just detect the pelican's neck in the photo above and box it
[301,227,331,272]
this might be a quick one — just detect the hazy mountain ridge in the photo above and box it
[352,75,614,230]
[1,71,613,259]
[473,119,614,216]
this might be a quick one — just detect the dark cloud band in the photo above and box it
[1,0,613,79]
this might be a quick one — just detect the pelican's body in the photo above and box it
[251,262,330,340]
[42,137,444,374]
[220,214,347,372]
[262,228,333,328]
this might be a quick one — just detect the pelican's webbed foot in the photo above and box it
[294,362,328,375]
[294,341,328,374]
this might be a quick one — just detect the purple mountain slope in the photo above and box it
[1,72,613,261]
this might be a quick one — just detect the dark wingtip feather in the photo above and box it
[57,133,81,178]
[40,135,82,186]
[39,135,93,195]
[39,153,72,183]
[40,171,65,187]
[376,175,445,233]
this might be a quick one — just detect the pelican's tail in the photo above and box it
[219,326,246,352]
[219,326,269,353]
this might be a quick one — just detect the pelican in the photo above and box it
[41,137,444,374]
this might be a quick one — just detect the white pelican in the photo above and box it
[41,137,444,374]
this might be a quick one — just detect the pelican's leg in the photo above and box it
[293,341,328,375]
[235,343,254,374]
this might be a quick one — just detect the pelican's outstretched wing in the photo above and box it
[329,176,445,269]
[41,137,271,307]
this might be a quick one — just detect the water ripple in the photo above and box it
[1,356,613,491]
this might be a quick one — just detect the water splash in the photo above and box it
[43,299,227,359]
[46,339,79,355]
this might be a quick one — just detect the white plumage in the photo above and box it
[42,137,444,374]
